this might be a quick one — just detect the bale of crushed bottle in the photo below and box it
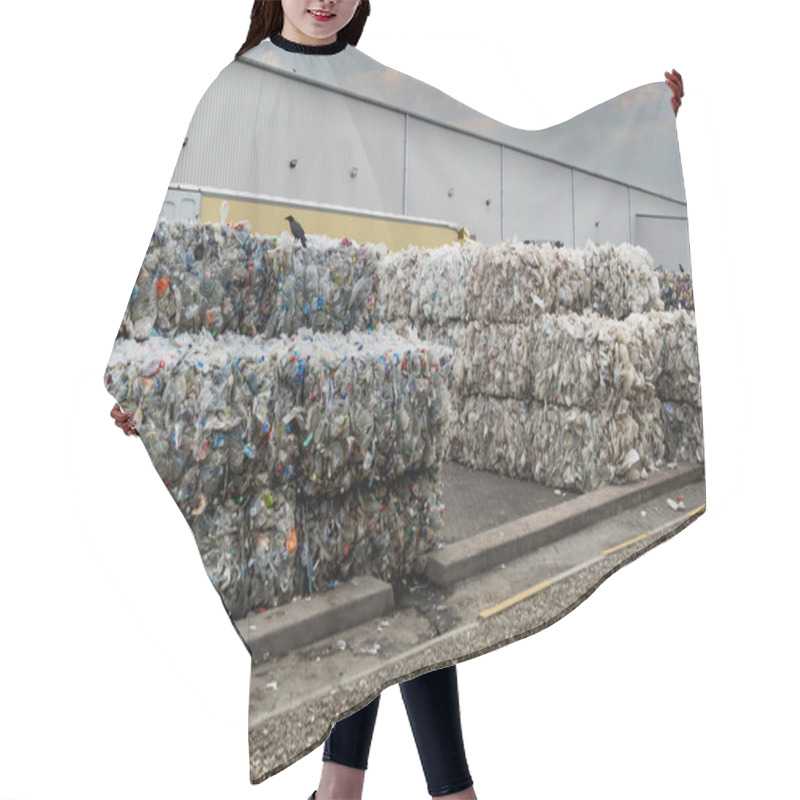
[579,241,664,319]
[649,309,701,405]
[661,400,704,463]
[448,394,664,493]
[104,333,453,617]
[297,468,445,589]
[464,241,553,322]
[459,320,534,399]
[380,243,470,325]
[192,467,444,619]
[446,395,534,479]
[284,326,454,498]
[104,328,454,502]
[118,220,386,340]
[527,397,665,492]
[530,310,662,412]
[192,487,298,620]
[656,267,694,311]
[464,239,663,323]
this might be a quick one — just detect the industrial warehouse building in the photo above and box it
[160,37,690,271]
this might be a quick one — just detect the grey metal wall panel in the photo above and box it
[406,117,501,241]
[636,216,691,272]
[502,149,573,244]
[629,188,689,269]
[171,62,406,214]
[573,172,630,247]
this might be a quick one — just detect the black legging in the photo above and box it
[323,664,473,797]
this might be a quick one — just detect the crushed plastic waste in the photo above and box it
[107,222,703,616]
[656,267,694,311]
[461,240,663,322]
[119,220,386,340]
[382,239,700,492]
[105,328,452,617]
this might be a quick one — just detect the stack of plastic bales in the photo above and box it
[106,221,452,619]
[383,239,702,493]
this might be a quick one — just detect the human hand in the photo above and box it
[665,69,684,116]
[110,402,139,437]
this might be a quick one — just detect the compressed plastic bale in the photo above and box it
[244,486,302,611]
[461,320,533,399]
[288,326,454,498]
[537,244,591,314]
[650,309,702,405]
[448,395,534,479]
[661,400,704,463]
[378,249,415,321]
[447,393,665,493]
[410,244,470,323]
[118,220,386,340]
[189,485,298,619]
[379,244,469,325]
[526,401,648,493]
[656,267,694,311]
[580,240,664,319]
[297,468,445,591]
[530,311,662,413]
[465,240,552,322]
[106,328,455,501]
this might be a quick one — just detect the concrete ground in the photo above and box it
[242,461,705,784]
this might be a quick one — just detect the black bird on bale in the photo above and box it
[285,215,308,248]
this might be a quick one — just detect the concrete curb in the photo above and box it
[237,462,703,658]
[238,575,394,661]
[426,461,704,586]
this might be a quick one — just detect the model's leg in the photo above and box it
[315,694,381,800]
[400,665,477,799]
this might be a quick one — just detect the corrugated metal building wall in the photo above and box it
[163,58,689,270]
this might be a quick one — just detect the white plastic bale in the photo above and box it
[580,240,665,319]
[650,309,702,405]
[527,399,663,492]
[448,395,533,479]
[447,394,664,493]
[461,320,533,399]
[465,241,552,322]
[661,400,704,463]
[530,311,662,412]
[194,489,297,620]
[380,244,469,325]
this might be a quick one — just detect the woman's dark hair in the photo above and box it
[235,0,371,58]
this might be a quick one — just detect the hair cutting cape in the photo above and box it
[103,35,705,784]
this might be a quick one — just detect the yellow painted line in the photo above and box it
[601,532,650,556]
[478,578,553,620]
[477,501,707,620]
